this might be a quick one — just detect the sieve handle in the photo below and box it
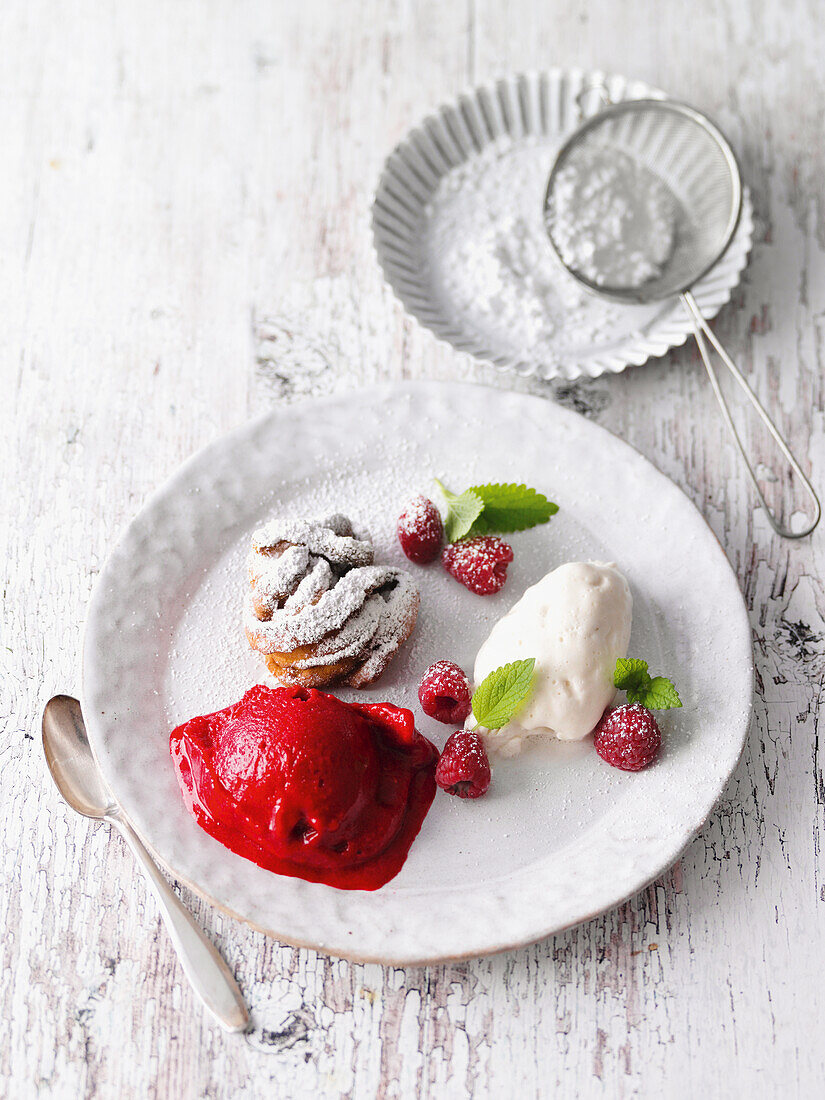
[575,79,612,118]
[682,290,821,538]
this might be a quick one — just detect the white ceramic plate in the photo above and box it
[372,70,753,381]
[82,383,753,963]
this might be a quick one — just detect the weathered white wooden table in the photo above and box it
[4,1,824,1096]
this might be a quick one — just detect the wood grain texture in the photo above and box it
[2,0,823,1096]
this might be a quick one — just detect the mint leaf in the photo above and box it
[471,658,536,729]
[643,677,682,711]
[433,479,484,543]
[614,658,682,710]
[614,657,652,697]
[466,482,559,537]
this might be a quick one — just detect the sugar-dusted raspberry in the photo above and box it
[593,703,662,771]
[397,496,444,564]
[418,660,472,724]
[435,730,491,798]
[441,536,513,595]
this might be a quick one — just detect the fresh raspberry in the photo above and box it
[435,730,491,798]
[594,703,662,771]
[397,496,444,564]
[418,661,472,724]
[441,536,514,595]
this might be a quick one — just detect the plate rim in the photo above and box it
[81,380,754,963]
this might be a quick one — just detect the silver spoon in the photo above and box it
[42,695,249,1033]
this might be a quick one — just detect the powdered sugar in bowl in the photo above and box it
[372,69,753,381]
[546,145,678,290]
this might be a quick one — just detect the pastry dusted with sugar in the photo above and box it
[245,514,419,688]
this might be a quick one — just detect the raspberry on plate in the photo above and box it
[593,703,662,771]
[435,730,491,798]
[441,536,513,595]
[397,496,444,564]
[418,660,472,724]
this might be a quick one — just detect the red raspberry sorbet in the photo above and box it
[169,685,438,890]
[435,729,491,799]
[418,660,472,724]
[397,496,444,564]
[441,536,514,595]
[593,703,662,771]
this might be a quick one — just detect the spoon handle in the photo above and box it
[109,813,249,1032]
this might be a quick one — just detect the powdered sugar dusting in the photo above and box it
[246,514,419,685]
[418,660,472,725]
[397,494,443,564]
[547,144,678,288]
[397,495,436,535]
[252,514,372,566]
[421,136,627,367]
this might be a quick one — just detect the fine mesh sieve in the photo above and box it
[544,93,820,539]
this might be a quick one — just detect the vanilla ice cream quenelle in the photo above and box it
[473,562,632,754]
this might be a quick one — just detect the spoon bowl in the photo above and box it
[42,694,116,819]
[41,694,249,1032]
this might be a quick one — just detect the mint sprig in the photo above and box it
[433,479,484,543]
[466,483,559,537]
[434,479,558,541]
[471,658,536,729]
[614,658,682,710]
